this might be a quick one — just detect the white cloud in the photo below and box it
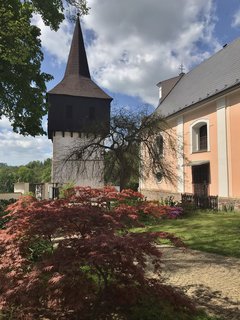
[32,0,219,106]
[0,117,52,166]
[32,14,72,65]
[232,8,240,28]
[81,0,219,105]
[1,1,220,165]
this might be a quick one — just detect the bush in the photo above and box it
[0,199,16,229]
[0,188,192,319]
[160,195,179,207]
[142,201,183,220]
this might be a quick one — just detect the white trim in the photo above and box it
[159,86,162,100]
[177,116,184,193]
[216,98,229,197]
[190,119,210,153]
[188,160,209,166]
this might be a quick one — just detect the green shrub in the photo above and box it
[28,238,54,262]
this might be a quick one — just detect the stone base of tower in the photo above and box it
[52,132,104,188]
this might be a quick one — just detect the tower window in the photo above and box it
[89,107,95,120]
[66,105,73,119]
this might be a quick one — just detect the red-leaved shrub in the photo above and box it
[0,187,192,319]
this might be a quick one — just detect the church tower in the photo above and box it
[48,17,112,187]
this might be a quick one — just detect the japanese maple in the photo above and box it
[0,187,193,319]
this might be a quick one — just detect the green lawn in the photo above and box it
[135,210,240,258]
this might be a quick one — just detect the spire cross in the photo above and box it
[179,63,185,74]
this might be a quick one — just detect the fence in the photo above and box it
[181,193,218,210]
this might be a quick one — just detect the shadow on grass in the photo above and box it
[134,210,240,258]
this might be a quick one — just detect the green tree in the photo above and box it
[66,109,178,191]
[25,158,52,182]
[0,159,52,191]
[0,166,17,192]
[16,166,35,183]
[104,146,139,190]
[40,158,52,182]
[0,0,89,136]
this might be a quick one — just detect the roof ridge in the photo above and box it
[155,37,240,117]
[184,38,240,79]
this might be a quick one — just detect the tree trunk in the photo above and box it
[119,175,129,191]
[119,163,131,191]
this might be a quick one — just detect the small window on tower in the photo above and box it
[89,107,95,120]
[66,105,73,119]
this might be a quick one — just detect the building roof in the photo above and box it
[156,38,240,117]
[157,74,183,102]
[48,17,112,100]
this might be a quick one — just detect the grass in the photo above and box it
[134,210,240,258]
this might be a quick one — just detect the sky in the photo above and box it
[1,0,240,166]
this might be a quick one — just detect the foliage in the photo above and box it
[142,201,183,220]
[0,199,16,229]
[0,159,51,192]
[0,0,52,135]
[0,167,16,193]
[160,195,180,207]
[0,0,89,136]
[24,158,52,183]
[221,202,235,212]
[0,187,196,319]
[104,151,139,191]
[135,210,240,258]
[59,181,76,198]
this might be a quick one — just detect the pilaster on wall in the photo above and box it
[177,116,184,193]
[216,97,229,197]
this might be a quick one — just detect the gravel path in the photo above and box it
[157,247,240,320]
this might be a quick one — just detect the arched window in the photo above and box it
[191,120,209,153]
[199,124,207,150]
[155,134,164,157]
[153,135,164,183]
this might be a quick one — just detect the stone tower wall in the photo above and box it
[52,131,104,188]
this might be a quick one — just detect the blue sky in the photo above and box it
[1,0,240,166]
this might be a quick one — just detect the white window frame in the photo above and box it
[190,119,210,153]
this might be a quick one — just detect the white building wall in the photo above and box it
[14,182,29,194]
[52,132,104,188]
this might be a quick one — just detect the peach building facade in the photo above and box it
[140,39,240,207]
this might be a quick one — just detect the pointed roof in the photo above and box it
[48,17,112,100]
[64,15,90,78]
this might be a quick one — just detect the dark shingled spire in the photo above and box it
[48,17,112,100]
[64,15,90,78]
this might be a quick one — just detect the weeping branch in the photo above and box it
[63,107,181,190]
